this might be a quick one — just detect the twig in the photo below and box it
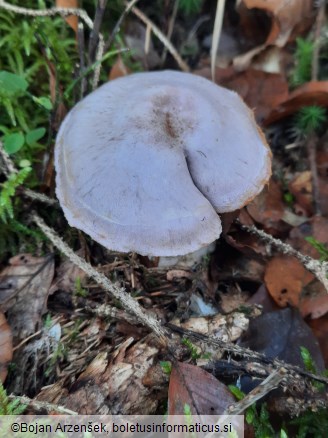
[77,22,87,98]
[0,0,94,30]
[0,142,17,177]
[88,0,107,63]
[237,221,328,293]
[128,3,190,72]
[104,0,140,52]
[85,302,140,326]
[22,188,58,206]
[161,0,179,66]
[225,368,287,414]
[31,212,168,345]
[312,0,326,81]
[211,0,226,81]
[167,323,328,385]
[306,133,321,214]
[8,394,77,415]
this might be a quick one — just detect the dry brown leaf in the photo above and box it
[168,362,235,415]
[301,294,328,319]
[289,171,313,216]
[246,178,285,232]
[49,253,86,294]
[308,314,328,368]
[0,254,54,341]
[109,57,131,81]
[195,68,288,122]
[0,312,13,383]
[288,216,328,259]
[264,81,328,125]
[240,0,314,47]
[264,256,314,308]
[56,0,78,35]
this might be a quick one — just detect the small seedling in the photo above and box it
[182,337,201,360]
[295,105,327,134]
[0,382,26,415]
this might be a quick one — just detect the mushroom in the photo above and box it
[55,70,271,260]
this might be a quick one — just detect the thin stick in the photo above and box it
[8,394,77,415]
[31,212,167,345]
[88,0,107,63]
[0,0,94,30]
[306,133,321,214]
[237,221,328,293]
[225,368,287,414]
[312,0,326,81]
[129,3,190,72]
[211,0,226,81]
[161,0,179,66]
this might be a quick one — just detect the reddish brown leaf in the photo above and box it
[168,362,235,415]
[246,179,285,232]
[264,81,328,125]
[56,0,78,35]
[0,312,13,383]
[196,68,288,122]
[264,256,314,308]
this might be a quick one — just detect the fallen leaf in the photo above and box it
[246,178,286,232]
[56,0,78,35]
[289,171,313,216]
[264,81,328,125]
[109,57,131,81]
[308,314,328,368]
[301,294,328,320]
[288,216,328,259]
[0,312,13,383]
[0,254,54,341]
[49,253,86,294]
[168,362,235,415]
[240,307,325,371]
[195,68,288,122]
[240,0,314,47]
[264,256,314,307]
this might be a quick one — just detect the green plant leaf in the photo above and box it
[3,132,25,154]
[228,385,245,401]
[0,71,28,97]
[32,96,53,110]
[26,127,46,146]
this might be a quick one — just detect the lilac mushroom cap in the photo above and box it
[55,70,271,257]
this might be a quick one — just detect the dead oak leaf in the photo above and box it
[0,254,54,341]
[264,256,314,308]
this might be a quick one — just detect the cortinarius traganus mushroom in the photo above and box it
[55,71,271,257]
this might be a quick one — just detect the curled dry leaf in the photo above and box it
[239,0,314,47]
[264,256,314,308]
[264,81,328,125]
[0,254,54,341]
[0,312,13,383]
